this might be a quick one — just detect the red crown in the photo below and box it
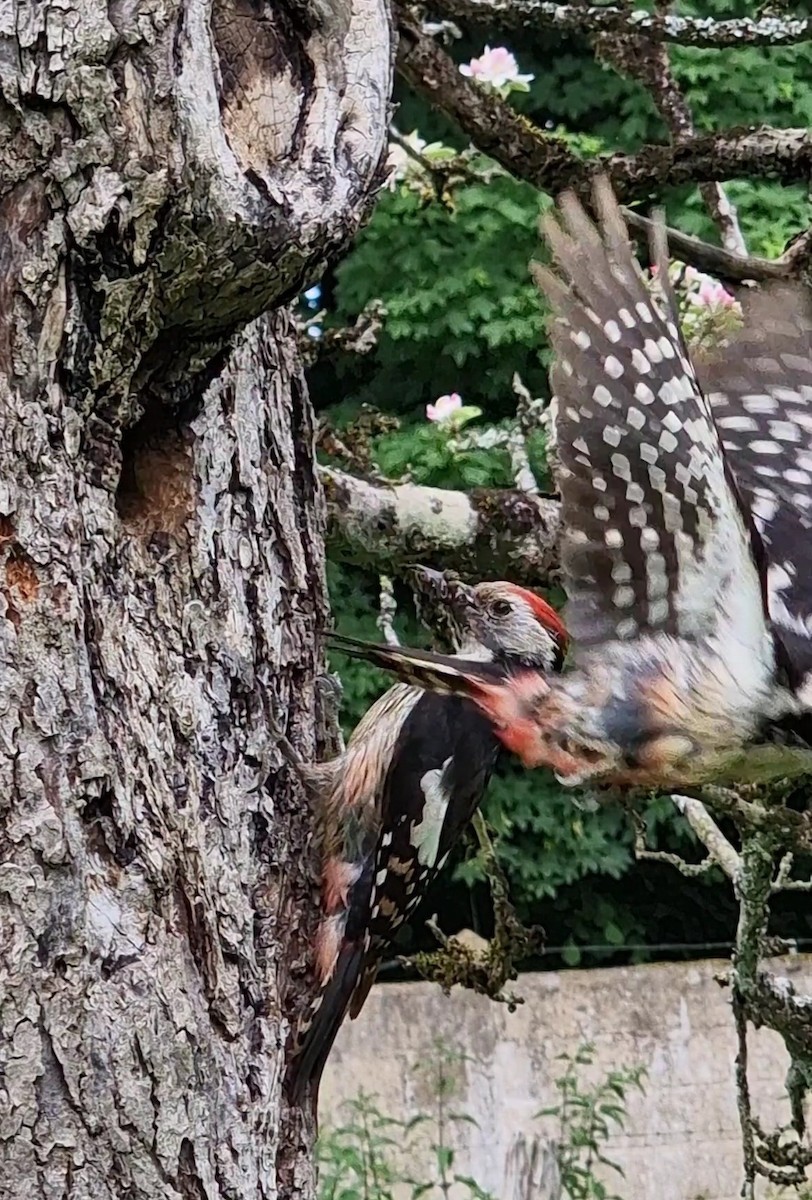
[507,585,568,648]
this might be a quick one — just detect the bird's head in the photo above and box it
[408,567,567,671]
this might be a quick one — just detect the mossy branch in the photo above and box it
[397,812,542,1009]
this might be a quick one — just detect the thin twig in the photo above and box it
[395,813,541,1008]
[376,575,400,646]
[507,373,540,495]
[773,851,796,892]
[772,849,812,893]
[672,794,741,881]
[389,123,490,189]
[622,209,794,284]
[633,829,717,879]
[633,793,740,880]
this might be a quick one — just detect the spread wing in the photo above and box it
[533,177,769,660]
[697,285,812,687]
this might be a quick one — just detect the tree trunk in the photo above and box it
[0,0,392,1193]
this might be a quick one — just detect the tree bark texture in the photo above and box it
[0,0,392,1194]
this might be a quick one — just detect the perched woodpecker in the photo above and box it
[329,178,812,791]
[288,570,567,1104]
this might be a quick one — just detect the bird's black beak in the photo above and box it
[446,577,477,616]
[405,565,476,614]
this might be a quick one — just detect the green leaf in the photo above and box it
[561,942,581,967]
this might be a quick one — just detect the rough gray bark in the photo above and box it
[0,0,392,1193]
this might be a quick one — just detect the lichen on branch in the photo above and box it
[431,0,812,50]
[321,464,562,586]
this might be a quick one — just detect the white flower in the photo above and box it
[385,131,427,184]
[460,46,534,92]
[426,393,463,422]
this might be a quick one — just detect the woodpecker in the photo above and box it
[329,178,812,791]
[288,570,567,1104]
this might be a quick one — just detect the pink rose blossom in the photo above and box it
[696,278,736,308]
[460,46,533,89]
[426,393,463,423]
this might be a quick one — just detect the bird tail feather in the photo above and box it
[288,939,365,1110]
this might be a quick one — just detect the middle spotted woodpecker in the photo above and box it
[288,569,567,1104]
[329,178,812,792]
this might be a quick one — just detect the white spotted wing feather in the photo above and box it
[534,179,769,672]
[698,286,812,687]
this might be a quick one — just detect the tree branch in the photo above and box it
[728,831,812,1177]
[592,12,747,256]
[396,10,812,201]
[432,0,812,50]
[321,465,561,585]
[690,786,812,855]
[674,794,742,879]
[622,209,795,284]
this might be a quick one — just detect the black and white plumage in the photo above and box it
[698,286,812,696]
[329,182,812,790]
[288,572,567,1106]
[516,178,793,784]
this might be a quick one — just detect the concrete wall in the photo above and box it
[321,956,812,1200]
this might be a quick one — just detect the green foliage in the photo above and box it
[318,1044,646,1200]
[373,411,520,491]
[334,173,554,416]
[375,421,511,489]
[317,1095,423,1200]
[538,1044,648,1200]
[317,1046,495,1200]
[670,180,808,259]
[458,772,632,900]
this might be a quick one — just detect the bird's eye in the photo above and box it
[491,599,513,617]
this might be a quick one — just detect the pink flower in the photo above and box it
[426,393,463,422]
[460,46,533,89]
[696,278,736,308]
